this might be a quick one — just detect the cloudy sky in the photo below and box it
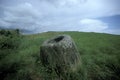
[0,0,120,34]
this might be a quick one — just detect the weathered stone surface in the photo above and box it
[40,35,81,75]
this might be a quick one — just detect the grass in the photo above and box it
[0,31,120,80]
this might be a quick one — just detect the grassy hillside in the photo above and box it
[0,31,120,80]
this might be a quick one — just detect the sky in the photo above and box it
[0,0,120,34]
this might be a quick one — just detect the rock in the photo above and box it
[40,35,81,76]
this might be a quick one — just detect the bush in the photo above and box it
[0,29,22,80]
[0,29,21,58]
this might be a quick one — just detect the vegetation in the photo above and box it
[0,30,120,80]
[0,29,21,80]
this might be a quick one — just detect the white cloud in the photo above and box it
[53,0,84,6]
[0,2,42,32]
[79,19,108,32]
[34,18,108,33]
[42,0,120,18]
[0,0,120,34]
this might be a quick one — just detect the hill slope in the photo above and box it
[1,31,120,80]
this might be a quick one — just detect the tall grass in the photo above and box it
[0,31,120,80]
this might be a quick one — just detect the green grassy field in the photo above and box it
[0,31,120,80]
